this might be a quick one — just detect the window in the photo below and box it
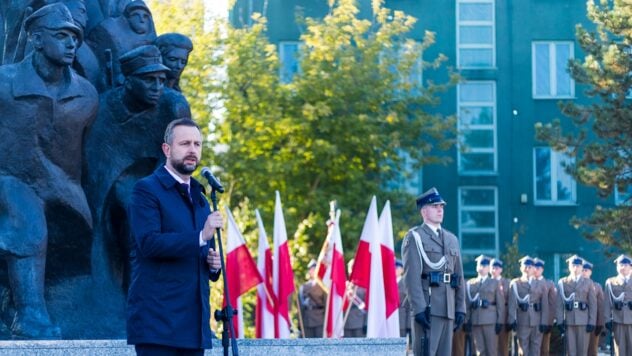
[534,147,576,204]
[459,187,498,262]
[457,0,495,69]
[458,81,497,174]
[532,42,574,98]
[615,184,632,206]
[279,41,302,83]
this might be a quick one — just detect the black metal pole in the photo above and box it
[209,188,238,356]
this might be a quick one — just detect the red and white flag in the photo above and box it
[255,209,276,338]
[272,191,295,338]
[224,206,263,338]
[314,204,337,291]
[377,201,400,337]
[348,196,378,290]
[323,210,346,338]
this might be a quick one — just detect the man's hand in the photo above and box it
[202,211,224,241]
[453,312,465,331]
[509,322,517,332]
[495,323,502,334]
[414,311,430,330]
[207,249,221,270]
[586,324,595,333]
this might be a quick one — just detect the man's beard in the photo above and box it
[173,157,198,175]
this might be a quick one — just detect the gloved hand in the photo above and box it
[495,323,502,334]
[414,311,430,330]
[509,322,517,332]
[505,323,514,332]
[586,324,595,333]
[545,325,552,334]
[539,324,548,333]
[606,321,613,332]
[453,312,466,332]
[595,325,603,336]
[558,323,566,334]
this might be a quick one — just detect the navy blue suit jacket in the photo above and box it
[127,166,220,349]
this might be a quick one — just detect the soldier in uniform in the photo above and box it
[465,255,505,356]
[396,259,411,342]
[604,255,632,356]
[533,258,556,356]
[401,187,466,356]
[299,259,326,337]
[507,256,549,356]
[490,258,510,356]
[583,261,605,355]
[556,255,597,356]
[344,259,367,337]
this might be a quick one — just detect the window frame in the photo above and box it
[456,0,496,69]
[278,41,303,83]
[457,81,498,175]
[533,147,577,205]
[458,186,499,259]
[532,41,575,99]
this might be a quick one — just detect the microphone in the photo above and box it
[201,167,224,193]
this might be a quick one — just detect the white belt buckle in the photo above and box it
[573,301,579,309]
[443,273,451,283]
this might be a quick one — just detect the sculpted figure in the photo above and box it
[154,33,193,92]
[59,0,101,87]
[87,0,156,90]
[84,45,190,291]
[0,3,97,339]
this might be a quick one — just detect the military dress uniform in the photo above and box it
[344,286,367,337]
[402,188,466,356]
[466,256,505,356]
[604,255,632,356]
[534,258,557,356]
[490,259,510,356]
[397,270,411,339]
[583,261,605,356]
[508,256,549,356]
[300,278,326,337]
[556,255,597,356]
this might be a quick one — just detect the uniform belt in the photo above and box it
[421,272,452,283]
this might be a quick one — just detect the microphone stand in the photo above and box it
[208,186,239,356]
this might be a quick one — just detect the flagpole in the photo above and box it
[294,283,306,338]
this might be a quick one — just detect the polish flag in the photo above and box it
[255,209,276,338]
[323,210,346,338]
[348,196,378,291]
[272,191,295,338]
[224,206,263,338]
[377,201,400,337]
[315,206,337,291]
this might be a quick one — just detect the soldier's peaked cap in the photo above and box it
[614,255,632,265]
[519,256,534,266]
[475,255,491,266]
[416,187,446,210]
[119,45,170,77]
[491,258,503,268]
[566,255,584,265]
[25,3,83,45]
[583,261,593,270]
[533,258,545,268]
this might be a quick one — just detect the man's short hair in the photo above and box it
[164,118,198,144]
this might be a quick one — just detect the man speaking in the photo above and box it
[127,118,223,355]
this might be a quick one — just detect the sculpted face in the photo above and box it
[125,71,166,106]
[162,47,190,80]
[163,125,202,176]
[64,0,88,30]
[127,9,150,34]
[36,28,78,66]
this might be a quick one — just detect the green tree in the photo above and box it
[536,0,632,253]
[211,0,457,263]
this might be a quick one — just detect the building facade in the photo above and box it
[230,0,630,283]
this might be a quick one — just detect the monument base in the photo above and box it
[0,337,407,355]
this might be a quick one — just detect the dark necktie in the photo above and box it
[180,183,192,203]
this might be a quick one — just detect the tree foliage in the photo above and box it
[536,0,632,252]
[211,0,456,263]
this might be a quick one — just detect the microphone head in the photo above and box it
[201,166,212,178]
[200,167,224,193]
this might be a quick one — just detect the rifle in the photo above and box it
[561,306,567,356]
[609,307,614,356]
[464,316,473,356]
